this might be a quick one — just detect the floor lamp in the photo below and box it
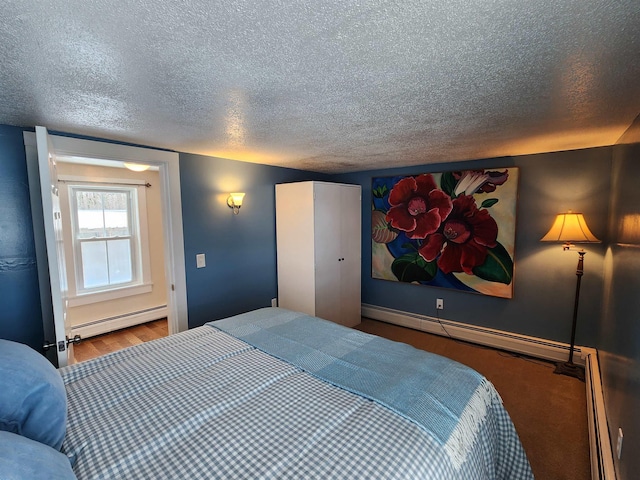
[541,212,600,381]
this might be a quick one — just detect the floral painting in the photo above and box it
[372,168,519,298]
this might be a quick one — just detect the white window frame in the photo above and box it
[61,175,153,307]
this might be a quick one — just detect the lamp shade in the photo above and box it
[227,192,245,214]
[541,212,600,243]
[618,214,640,245]
[228,192,245,207]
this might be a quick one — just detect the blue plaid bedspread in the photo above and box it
[61,307,533,479]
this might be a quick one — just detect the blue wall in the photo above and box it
[0,126,327,347]
[598,116,640,480]
[179,152,329,328]
[336,148,612,347]
[0,124,614,349]
[0,125,43,350]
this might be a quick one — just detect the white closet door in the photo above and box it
[276,182,317,316]
[339,185,362,326]
[314,183,342,324]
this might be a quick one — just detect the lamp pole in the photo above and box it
[555,249,586,381]
[568,250,585,364]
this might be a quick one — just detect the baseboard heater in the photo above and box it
[72,305,168,339]
[584,350,617,480]
[361,303,616,480]
[362,303,586,364]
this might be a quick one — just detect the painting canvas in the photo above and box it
[372,168,519,298]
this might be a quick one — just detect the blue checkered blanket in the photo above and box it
[61,307,533,479]
[214,308,513,470]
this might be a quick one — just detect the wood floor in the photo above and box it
[72,319,168,363]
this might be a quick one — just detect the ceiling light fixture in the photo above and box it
[123,162,150,172]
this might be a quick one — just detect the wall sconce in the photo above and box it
[123,162,150,172]
[541,211,600,381]
[227,192,245,215]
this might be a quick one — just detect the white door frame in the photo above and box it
[24,129,188,364]
[32,127,72,366]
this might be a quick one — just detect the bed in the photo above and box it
[2,307,534,479]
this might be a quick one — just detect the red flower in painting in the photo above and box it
[418,195,498,274]
[385,175,453,239]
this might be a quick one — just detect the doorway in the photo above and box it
[56,160,167,343]
[23,128,188,366]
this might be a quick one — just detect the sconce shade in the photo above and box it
[541,212,600,244]
[227,192,245,214]
[123,162,150,172]
[618,214,640,245]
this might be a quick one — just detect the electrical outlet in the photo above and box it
[271,298,278,307]
[436,298,444,310]
[617,428,623,459]
[196,253,206,268]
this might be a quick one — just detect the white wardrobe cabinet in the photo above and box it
[276,181,361,327]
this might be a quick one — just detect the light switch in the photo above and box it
[196,253,206,268]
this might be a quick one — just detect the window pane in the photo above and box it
[76,191,104,238]
[103,192,130,237]
[107,239,133,284]
[81,241,109,289]
[76,190,103,211]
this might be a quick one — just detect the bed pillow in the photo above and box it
[0,339,67,450]
[0,431,76,479]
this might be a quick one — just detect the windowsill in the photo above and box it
[67,283,153,307]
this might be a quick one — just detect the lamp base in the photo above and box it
[554,361,585,382]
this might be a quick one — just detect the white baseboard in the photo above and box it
[584,349,617,480]
[361,303,615,480]
[361,303,587,365]
[72,305,168,339]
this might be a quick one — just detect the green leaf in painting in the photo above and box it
[440,171,458,198]
[391,252,437,283]
[372,185,389,198]
[481,198,499,208]
[472,242,513,284]
[371,210,398,243]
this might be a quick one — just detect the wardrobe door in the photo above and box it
[314,183,342,324]
[276,182,316,316]
[338,185,361,327]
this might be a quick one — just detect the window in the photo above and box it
[72,186,136,290]
[66,182,152,303]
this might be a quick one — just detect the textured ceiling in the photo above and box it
[1,1,639,173]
